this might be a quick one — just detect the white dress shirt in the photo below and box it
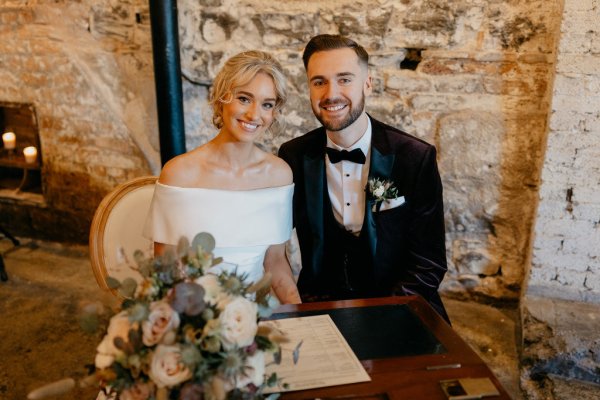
[325,118,372,235]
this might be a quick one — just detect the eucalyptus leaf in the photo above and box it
[292,340,303,364]
[138,261,152,278]
[105,276,121,289]
[128,302,149,322]
[192,232,215,253]
[266,394,281,400]
[267,372,279,386]
[79,312,99,334]
[133,249,146,266]
[272,347,282,365]
[119,278,138,298]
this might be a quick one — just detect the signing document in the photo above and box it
[263,314,371,392]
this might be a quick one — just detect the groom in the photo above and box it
[278,34,449,322]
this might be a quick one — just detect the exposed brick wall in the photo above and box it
[0,1,155,241]
[528,0,600,302]
[178,0,563,301]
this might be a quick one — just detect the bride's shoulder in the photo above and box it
[262,151,292,186]
[158,150,203,186]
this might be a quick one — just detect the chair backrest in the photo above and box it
[89,176,157,293]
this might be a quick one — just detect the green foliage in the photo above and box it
[79,312,100,334]
[118,277,138,298]
[192,232,215,253]
[106,276,121,289]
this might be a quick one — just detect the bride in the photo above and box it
[145,50,301,304]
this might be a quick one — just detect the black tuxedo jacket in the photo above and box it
[279,116,448,321]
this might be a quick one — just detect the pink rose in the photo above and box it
[120,382,154,400]
[149,345,193,388]
[142,301,180,346]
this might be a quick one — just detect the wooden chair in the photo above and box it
[89,176,157,292]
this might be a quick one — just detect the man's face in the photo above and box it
[306,48,372,133]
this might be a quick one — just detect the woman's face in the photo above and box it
[220,72,277,143]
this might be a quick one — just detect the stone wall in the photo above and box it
[0,0,585,303]
[178,0,563,301]
[0,1,156,241]
[528,0,600,302]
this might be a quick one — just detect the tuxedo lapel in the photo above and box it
[364,123,395,258]
[303,152,325,236]
[302,132,327,257]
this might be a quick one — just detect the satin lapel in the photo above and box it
[365,131,395,258]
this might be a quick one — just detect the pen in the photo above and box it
[426,363,462,370]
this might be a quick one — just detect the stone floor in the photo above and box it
[0,237,598,399]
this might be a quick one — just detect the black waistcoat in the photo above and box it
[320,190,377,300]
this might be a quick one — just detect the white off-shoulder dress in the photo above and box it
[144,182,294,284]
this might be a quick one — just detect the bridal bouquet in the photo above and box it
[93,232,286,400]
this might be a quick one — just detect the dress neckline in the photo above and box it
[155,182,294,193]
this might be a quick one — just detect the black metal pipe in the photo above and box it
[148,0,186,165]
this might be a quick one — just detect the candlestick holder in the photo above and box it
[3,147,15,159]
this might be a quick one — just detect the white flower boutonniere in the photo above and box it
[366,177,400,212]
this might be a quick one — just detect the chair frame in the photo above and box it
[89,176,157,292]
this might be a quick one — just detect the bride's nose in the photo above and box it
[245,103,261,121]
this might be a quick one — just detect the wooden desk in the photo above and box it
[271,296,511,399]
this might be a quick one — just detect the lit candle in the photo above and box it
[23,146,37,164]
[2,132,16,150]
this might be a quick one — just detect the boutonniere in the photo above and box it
[366,177,400,212]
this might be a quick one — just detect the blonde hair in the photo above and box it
[210,50,288,132]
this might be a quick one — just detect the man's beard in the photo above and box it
[314,94,365,132]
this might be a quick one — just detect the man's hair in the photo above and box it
[210,50,287,129]
[302,34,369,69]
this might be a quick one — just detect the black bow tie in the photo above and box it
[325,147,366,164]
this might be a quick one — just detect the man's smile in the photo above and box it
[322,104,347,112]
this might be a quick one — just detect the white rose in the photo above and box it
[149,345,193,388]
[95,311,135,369]
[373,186,385,197]
[142,301,180,346]
[235,351,265,388]
[219,297,258,350]
[194,274,225,306]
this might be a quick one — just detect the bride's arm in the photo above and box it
[264,243,301,304]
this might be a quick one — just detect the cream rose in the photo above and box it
[194,274,224,306]
[142,301,180,346]
[149,344,193,388]
[95,311,135,369]
[219,297,258,350]
[120,382,154,400]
